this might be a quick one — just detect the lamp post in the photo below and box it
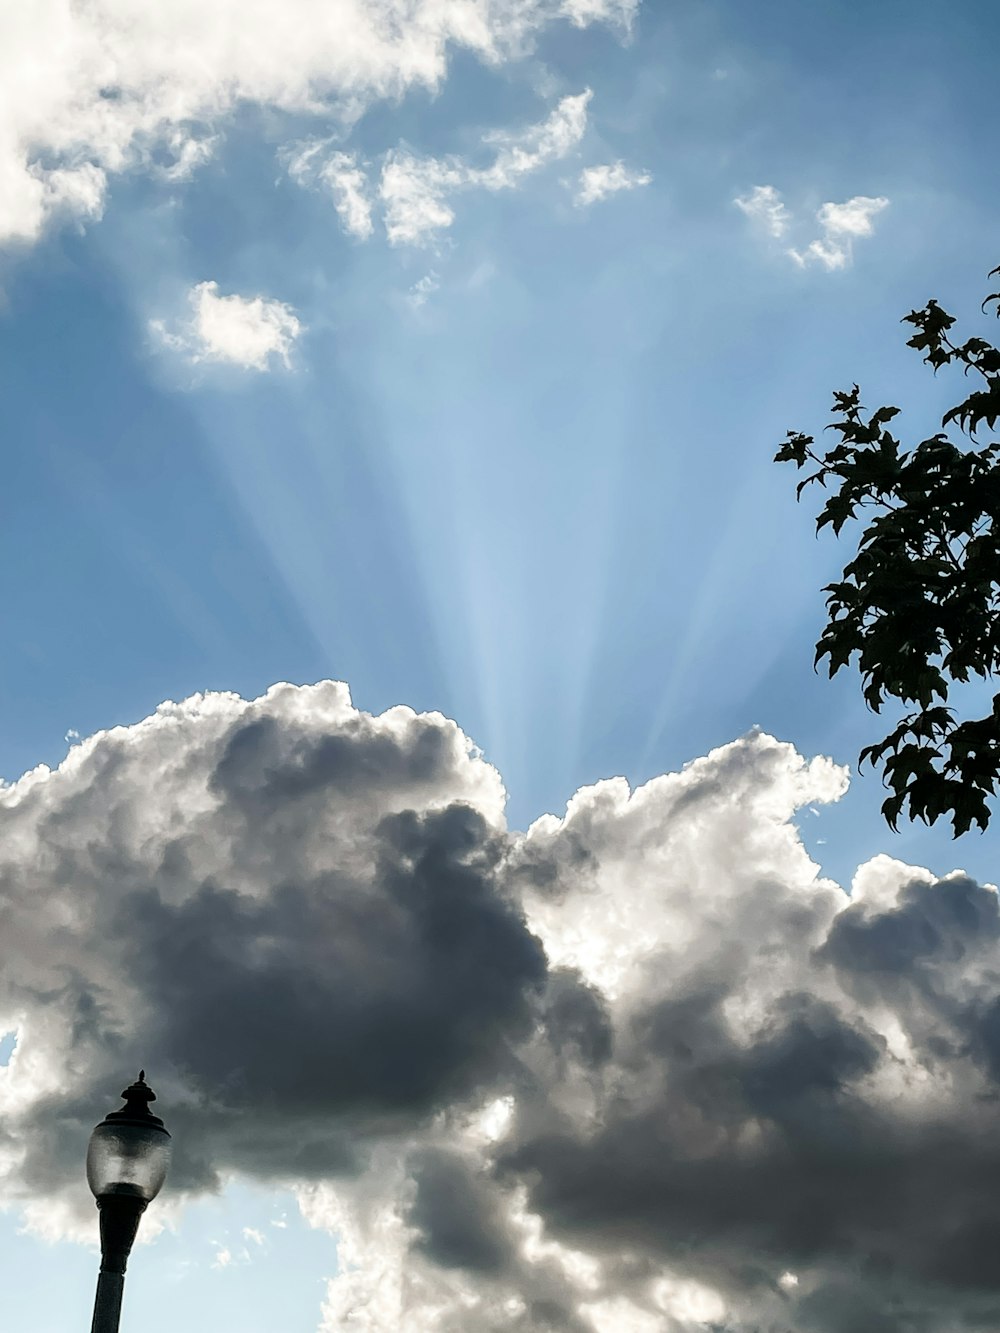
[86,1071,171,1333]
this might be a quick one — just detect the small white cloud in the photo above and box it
[270,1216,288,1229]
[790,238,848,271]
[734,184,791,239]
[737,186,889,271]
[818,195,889,238]
[407,271,440,309]
[376,90,592,247]
[285,143,374,239]
[242,1226,265,1247]
[789,195,889,271]
[779,1272,799,1289]
[151,281,303,371]
[478,89,592,191]
[212,1245,233,1269]
[64,729,80,744]
[379,153,465,247]
[157,132,219,183]
[575,159,651,206]
[561,0,638,26]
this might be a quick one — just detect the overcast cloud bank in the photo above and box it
[1,684,998,1331]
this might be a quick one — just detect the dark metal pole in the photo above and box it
[90,1273,124,1333]
[89,1196,146,1333]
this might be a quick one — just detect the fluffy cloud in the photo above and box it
[0,0,635,247]
[379,151,469,247]
[150,281,303,370]
[0,686,524,1210]
[736,185,889,269]
[575,160,651,207]
[790,195,890,270]
[4,686,1000,1330]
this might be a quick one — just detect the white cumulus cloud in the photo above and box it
[790,194,890,270]
[151,281,303,371]
[575,159,652,206]
[0,0,636,247]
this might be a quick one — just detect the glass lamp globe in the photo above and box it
[86,1071,172,1203]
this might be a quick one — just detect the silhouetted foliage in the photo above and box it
[776,266,1000,837]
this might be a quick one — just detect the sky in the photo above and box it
[2,1,1000,1330]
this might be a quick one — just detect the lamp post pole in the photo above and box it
[86,1072,171,1333]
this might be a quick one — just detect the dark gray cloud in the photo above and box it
[0,684,535,1205]
[408,1147,512,1274]
[6,692,1000,1330]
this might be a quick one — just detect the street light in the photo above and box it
[86,1071,171,1333]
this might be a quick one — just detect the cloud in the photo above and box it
[407,272,441,309]
[790,195,890,270]
[477,90,593,192]
[284,143,374,238]
[0,1,635,247]
[0,683,525,1219]
[156,130,220,183]
[6,686,1000,1328]
[151,281,303,370]
[734,184,792,239]
[561,0,637,25]
[575,160,651,207]
[294,91,593,247]
[736,185,889,270]
[379,152,468,247]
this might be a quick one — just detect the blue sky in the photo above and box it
[2,1,1000,1329]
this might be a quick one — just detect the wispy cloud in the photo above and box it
[151,282,303,371]
[734,184,791,239]
[478,90,592,191]
[379,153,467,247]
[212,1245,233,1270]
[284,143,374,239]
[292,91,594,248]
[575,159,651,206]
[155,130,219,183]
[736,185,889,269]
[407,272,441,309]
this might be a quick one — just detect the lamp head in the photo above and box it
[86,1071,172,1204]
